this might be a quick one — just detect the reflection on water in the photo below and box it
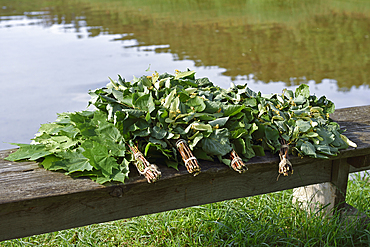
[0,0,370,150]
[1,0,370,89]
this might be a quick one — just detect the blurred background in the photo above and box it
[1,0,370,150]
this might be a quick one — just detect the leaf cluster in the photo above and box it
[6,111,130,184]
[5,69,356,184]
[252,84,356,158]
[88,70,261,168]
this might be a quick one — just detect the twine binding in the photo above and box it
[277,141,293,181]
[176,139,201,176]
[128,144,161,183]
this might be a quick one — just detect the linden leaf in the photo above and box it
[200,128,232,156]
[340,134,357,148]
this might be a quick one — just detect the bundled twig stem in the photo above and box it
[176,139,201,176]
[277,140,293,181]
[128,144,161,183]
[229,150,248,173]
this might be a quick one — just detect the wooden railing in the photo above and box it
[1,105,369,241]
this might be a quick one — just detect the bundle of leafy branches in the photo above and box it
[5,70,356,184]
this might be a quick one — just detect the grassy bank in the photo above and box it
[2,171,369,246]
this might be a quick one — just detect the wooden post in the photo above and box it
[331,159,370,225]
[330,159,350,211]
[292,158,350,215]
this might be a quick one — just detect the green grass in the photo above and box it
[1,171,369,246]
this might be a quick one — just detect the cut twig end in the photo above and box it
[230,150,248,173]
[277,141,293,181]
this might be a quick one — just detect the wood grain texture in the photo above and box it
[0,158,332,241]
[0,105,370,241]
[331,159,350,210]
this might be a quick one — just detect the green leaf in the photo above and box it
[316,127,335,145]
[252,145,265,156]
[47,136,78,153]
[242,138,256,159]
[145,112,151,122]
[5,144,51,161]
[165,160,179,170]
[169,97,180,119]
[112,88,125,102]
[52,150,93,174]
[220,158,231,167]
[200,128,232,156]
[283,89,294,99]
[295,84,310,98]
[148,137,168,149]
[265,126,279,141]
[272,116,285,122]
[141,75,153,87]
[252,123,265,140]
[82,141,119,177]
[193,148,213,161]
[293,95,307,105]
[96,125,126,157]
[185,122,212,133]
[122,109,146,118]
[186,96,206,112]
[110,170,127,183]
[314,144,337,156]
[249,123,259,135]
[133,128,151,137]
[163,90,177,109]
[40,155,61,169]
[139,93,156,113]
[304,132,319,138]
[223,105,245,117]
[189,133,203,150]
[195,77,213,87]
[340,134,357,148]
[240,86,257,98]
[296,119,312,133]
[233,138,246,155]
[121,95,134,107]
[175,70,196,80]
[243,98,257,107]
[108,77,120,89]
[204,101,222,113]
[230,128,248,139]
[144,141,171,158]
[208,117,229,127]
[301,142,316,157]
[96,176,112,184]
[326,101,335,114]
[151,126,168,140]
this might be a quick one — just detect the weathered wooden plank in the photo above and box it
[0,105,369,241]
[330,106,370,158]
[349,164,370,173]
[0,157,332,241]
[0,150,104,204]
[348,154,370,173]
[331,106,370,174]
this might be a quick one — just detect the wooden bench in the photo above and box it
[1,105,370,241]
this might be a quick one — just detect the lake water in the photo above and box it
[0,0,370,150]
